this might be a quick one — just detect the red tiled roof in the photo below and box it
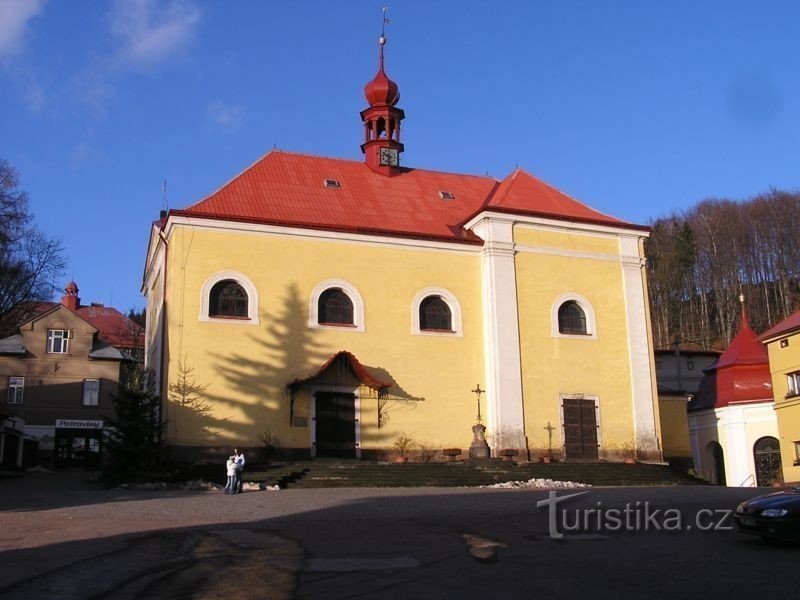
[479,169,640,229]
[76,305,143,350]
[27,302,143,350]
[175,150,643,241]
[288,351,391,390]
[689,318,772,411]
[760,309,800,342]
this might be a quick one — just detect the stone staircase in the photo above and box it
[184,460,707,488]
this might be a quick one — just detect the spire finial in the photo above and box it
[739,292,748,326]
[378,6,390,69]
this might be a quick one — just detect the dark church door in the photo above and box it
[314,392,356,458]
[562,398,599,459]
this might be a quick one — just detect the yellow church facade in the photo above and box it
[142,36,660,463]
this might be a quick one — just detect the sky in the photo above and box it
[2,0,799,312]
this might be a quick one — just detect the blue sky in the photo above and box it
[2,1,798,312]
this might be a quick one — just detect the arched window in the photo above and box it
[558,301,587,335]
[318,288,354,325]
[411,287,462,337]
[419,296,452,331]
[209,280,248,318]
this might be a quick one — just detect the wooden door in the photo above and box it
[562,398,599,459]
[314,392,356,458]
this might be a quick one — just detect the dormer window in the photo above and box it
[438,190,455,200]
[323,179,341,189]
[47,329,71,354]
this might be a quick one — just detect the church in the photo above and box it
[142,33,661,463]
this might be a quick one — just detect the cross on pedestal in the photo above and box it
[543,421,555,457]
[471,384,484,424]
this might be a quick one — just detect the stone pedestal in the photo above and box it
[469,423,491,459]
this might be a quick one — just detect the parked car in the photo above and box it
[735,485,800,542]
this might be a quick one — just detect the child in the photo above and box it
[224,455,237,494]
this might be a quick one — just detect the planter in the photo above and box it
[499,449,518,462]
[442,448,462,462]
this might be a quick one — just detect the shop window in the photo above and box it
[83,379,100,406]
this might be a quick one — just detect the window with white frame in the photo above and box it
[7,377,24,404]
[308,279,365,332]
[199,271,260,325]
[47,329,71,353]
[411,287,463,337]
[550,293,597,339]
[83,379,100,406]
[788,371,800,398]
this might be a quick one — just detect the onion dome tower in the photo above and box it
[360,30,405,175]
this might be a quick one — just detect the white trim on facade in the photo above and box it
[689,403,780,487]
[619,236,660,457]
[467,214,526,452]
[308,279,366,333]
[514,244,619,263]
[550,292,598,340]
[198,270,261,325]
[410,287,464,337]
[165,215,482,256]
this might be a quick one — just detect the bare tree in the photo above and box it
[0,159,65,335]
[647,189,800,350]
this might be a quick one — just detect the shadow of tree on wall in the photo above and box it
[168,360,229,438]
[203,283,412,454]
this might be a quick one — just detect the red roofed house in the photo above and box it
[688,298,781,486]
[143,33,661,463]
[0,282,143,468]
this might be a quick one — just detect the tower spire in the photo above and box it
[361,7,404,175]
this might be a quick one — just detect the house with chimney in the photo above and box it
[0,282,143,468]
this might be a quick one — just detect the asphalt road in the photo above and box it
[0,471,797,599]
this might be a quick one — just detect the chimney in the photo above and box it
[62,281,80,311]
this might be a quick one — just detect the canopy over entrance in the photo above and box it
[287,351,392,391]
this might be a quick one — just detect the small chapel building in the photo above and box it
[142,34,661,462]
[688,299,782,486]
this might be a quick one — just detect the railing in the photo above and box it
[738,473,755,487]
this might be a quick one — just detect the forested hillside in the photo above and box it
[646,189,800,350]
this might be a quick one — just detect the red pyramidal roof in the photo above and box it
[173,150,643,242]
[689,315,772,411]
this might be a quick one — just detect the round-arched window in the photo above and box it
[558,301,587,335]
[209,280,248,318]
[419,296,452,331]
[318,288,354,325]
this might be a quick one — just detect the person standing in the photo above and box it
[233,448,246,494]
[224,455,237,494]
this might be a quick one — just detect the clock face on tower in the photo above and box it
[379,147,399,167]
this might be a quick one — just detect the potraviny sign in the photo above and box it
[55,419,103,429]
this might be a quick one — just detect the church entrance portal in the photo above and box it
[562,398,599,459]
[314,392,357,458]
